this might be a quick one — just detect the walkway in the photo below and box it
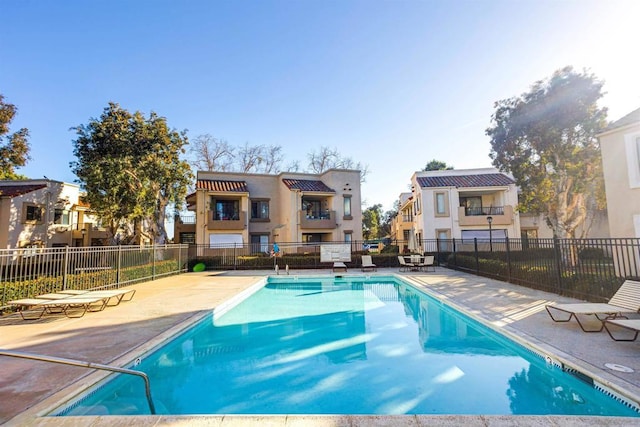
[1,268,639,426]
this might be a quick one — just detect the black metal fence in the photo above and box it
[188,237,640,303]
[432,237,640,303]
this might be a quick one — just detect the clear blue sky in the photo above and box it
[2,0,639,211]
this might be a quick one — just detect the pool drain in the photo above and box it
[605,363,634,373]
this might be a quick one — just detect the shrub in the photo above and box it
[578,247,606,260]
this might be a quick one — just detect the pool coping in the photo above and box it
[5,269,640,426]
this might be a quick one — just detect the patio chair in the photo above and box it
[419,255,435,272]
[398,256,415,272]
[361,255,377,272]
[7,295,109,320]
[545,279,640,332]
[59,288,136,306]
[332,262,348,272]
[603,319,640,342]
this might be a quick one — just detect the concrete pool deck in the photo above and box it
[1,268,640,426]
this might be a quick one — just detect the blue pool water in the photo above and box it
[57,276,639,416]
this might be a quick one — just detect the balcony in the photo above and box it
[207,211,246,230]
[299,210,337,229]
[457,205,513,226]
[401,214,413,223]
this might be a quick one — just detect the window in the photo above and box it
[435,192,449,216]
[251,200,269,220]
[54,209,70,225]
[460,196,482,215]
[209,233,243,247]
[344,231,352,243]
[303,199,330,219]
[24,204,43,223]
[343,196,352,218]
[213,198,239,220]
[179,232,196,244]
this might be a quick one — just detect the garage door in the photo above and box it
[209,233,243,247]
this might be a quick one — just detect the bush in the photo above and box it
[381,245,399,254]
[578,247,606,260]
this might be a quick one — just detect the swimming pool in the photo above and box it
[54,275,639,417]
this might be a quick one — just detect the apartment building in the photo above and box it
[0,179,107,248]
[407,168,521,246]
[389,192,413,253]
[175,169,363,248]
[599,107,640,238]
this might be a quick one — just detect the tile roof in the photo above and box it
[603,107,640,132]
[196,179,248,192]
[417,173,515,188]
[282,179,335,193]
[0,184,47,197]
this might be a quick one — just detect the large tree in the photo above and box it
[423,159,453,171]
[486,66,607,239]
[71,103,192,244]
[362,203,383,240]
[0,94,30,180]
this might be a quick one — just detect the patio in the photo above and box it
[1,267,640,426]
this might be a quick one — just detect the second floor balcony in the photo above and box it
[457,205,513,226]
[207,211,246,230]
[299,210,337,229]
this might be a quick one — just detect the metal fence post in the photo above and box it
[117,245,122,285]
[474,238,479,273]
[506,236,512,282]
[452,238,457,266]
[152,245,156,280]
[62,245,69,290]
[553,237,563,293]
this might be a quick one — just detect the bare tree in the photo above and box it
[307,146,369,182]
[260,145,284,173]
[285,159,301,172]
[307,146,340,173]
[237,142,265,173]
[189,134,235,171]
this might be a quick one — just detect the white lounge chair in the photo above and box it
[8,295,109,320]
[545,280,640,332]
[58,288,136,306]
[604,319,640,342]
[361,255,377,272]
[332,262,347,272]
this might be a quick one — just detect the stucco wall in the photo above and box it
[599,121,640,238]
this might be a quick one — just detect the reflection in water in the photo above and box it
[60,277,639,417]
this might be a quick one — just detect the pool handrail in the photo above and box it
[0,348,156,415]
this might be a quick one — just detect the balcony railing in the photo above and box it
[177,215,196,224]
[207,211,246,230]
[299,210,337,229]
[464,206,504,216]
[458,205,513,226]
